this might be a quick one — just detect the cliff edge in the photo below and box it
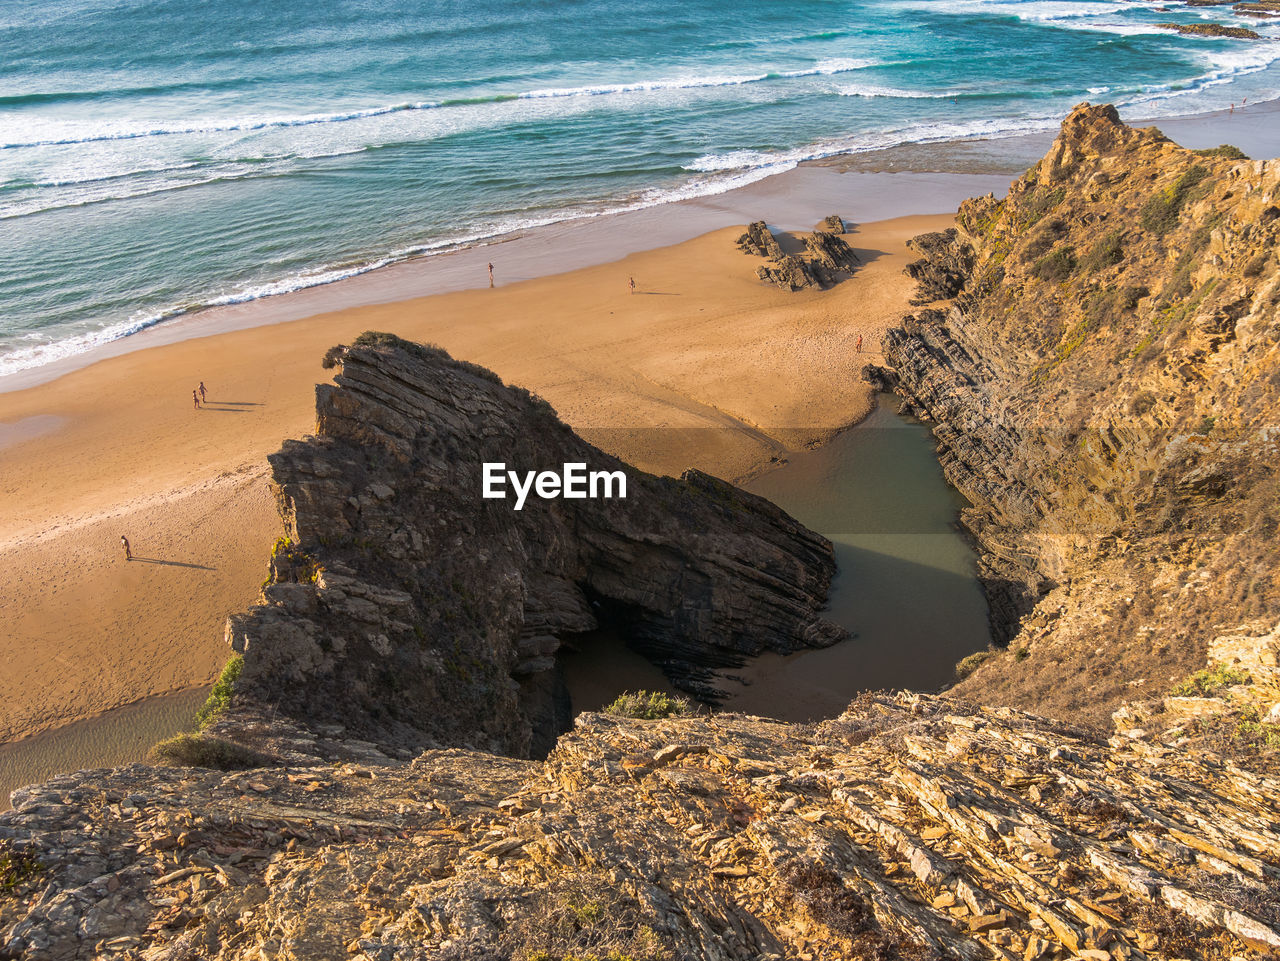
[879,104,1280,729]
[3,694,1278,960]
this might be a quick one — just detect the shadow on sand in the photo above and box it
[129,557,216,571]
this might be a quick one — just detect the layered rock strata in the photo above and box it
[4,693,1279,960]
[876,104,1280,725]
[736,219,860,290]
[213,333,841,763]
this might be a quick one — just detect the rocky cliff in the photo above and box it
[207,333,842,763]
[877,104,1280,728]
[4,693,1278,960]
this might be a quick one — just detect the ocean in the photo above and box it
[2,0,1278,377]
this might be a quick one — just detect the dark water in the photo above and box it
[563,397,991,721]
[0,688,205,811]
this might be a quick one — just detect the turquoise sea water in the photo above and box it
[2,0,1278,376]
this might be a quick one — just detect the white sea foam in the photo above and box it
[518,74,769,99]
[6,62,881,151]
[2,102,441,149]
[838,84,958,99]
[516,61,874,99]
[0,254,402,377]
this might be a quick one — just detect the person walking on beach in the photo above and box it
[629,276,636,295]
[121,535,131,561]
[193,389,201,410]
[198,381,207,403]
[488,262,495,288]
[856,334,863,354]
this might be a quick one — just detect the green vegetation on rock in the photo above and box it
[1193,144,1249,161]
[196,654,242,728]
[1171,665,1250,697]
[1140,165,1210,235]
[955,649,996,679]
[1032,245,1077,283]
[0,841,42,895]
[602,690,695,720]
[148,732,268,770]
[1080,231,1124,273]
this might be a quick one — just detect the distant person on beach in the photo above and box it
[630,276,636,294]
[488,262,495,288]
[198,381,207,403]
[121,535,131,561]
[193,389,200,410]
[856,334,863,353]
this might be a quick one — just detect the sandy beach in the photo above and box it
[0,206,950,747]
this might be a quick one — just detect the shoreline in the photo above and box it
[4,98,1279,395]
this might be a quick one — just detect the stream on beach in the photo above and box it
[0,689,206,811]
[562,395,992,721]
[1,397,988,809]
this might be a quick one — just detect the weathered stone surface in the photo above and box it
[1156,20,1262,36]
[816,213,846,234]
[4,694,1278,960]
[878,104,1280,727]
[737,218,860,291]
[211,334,841,762]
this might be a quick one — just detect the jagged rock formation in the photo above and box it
[1156,20,1262,36]
[1234,2,1280,15]
[736,219,860,291]
[4,693,1279,960]
[736,221,787,260]
[210,334,841,763]
[875,104,1280,726]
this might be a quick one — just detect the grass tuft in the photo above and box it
[149,733,268,770]
[1139,165,1210,235]
[602,690,695,720]
[196,655,242,728]
[1170,665,1250,698]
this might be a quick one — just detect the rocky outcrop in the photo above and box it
[1234,3,1280,14]
[878,104,1280,725]
[4,692,1279,961]
[211,333,841,763]
[1156,20,1262,36]
[904,229,975,304]
[737,218,860,291]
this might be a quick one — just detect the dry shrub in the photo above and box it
[1134,901,1244,960]
[778,860,938,960]
[498,874,672,961]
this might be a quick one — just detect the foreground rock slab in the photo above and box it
[3,693,1278,960]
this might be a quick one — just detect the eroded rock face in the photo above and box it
[878,103,1280,725]
[216,335,841,762]
[737,218,861,290]
[4,693,1278,960]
